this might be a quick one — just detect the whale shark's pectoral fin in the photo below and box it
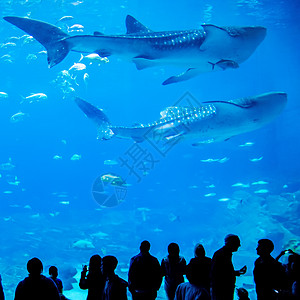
[126,15,153,34]
[132,56,157,70]
[162,68,200,85]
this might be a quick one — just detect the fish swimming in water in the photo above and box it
[74,92,287,146]
[4,15,266,85]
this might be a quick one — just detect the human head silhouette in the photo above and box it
[256,239,274,257]
[49,266,58,278]
[194,243,205,258]
[102,255,118,277]
[140,240,150,253]
[168,243,180,257]
[27,257,43,276]
[225,234,241,252]
[89,254,102,272]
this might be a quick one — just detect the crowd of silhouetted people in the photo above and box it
[1,234,300,300]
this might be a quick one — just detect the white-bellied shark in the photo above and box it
[74,92,287,146]
[4,15,266,85]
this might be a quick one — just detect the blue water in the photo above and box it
[0,0,299,299]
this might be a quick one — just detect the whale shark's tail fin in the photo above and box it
[4,16,70,68]
[75,97,114,140]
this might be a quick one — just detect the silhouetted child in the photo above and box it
[102,255,128,300]
[49,266,69,300]
[161,242,186,300]
[175,259,210,300]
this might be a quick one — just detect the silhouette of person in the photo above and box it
[253,239,287,300]
[49,266,69,300]
[276,249,299,291]
[236,288,250,300]
[292,255,300,299]
[0,274,4,300]
[14,257,60,300]
[186,243,211,296]
[211,234,247,300]
[102,255,128,300]
[128,240,162,300]
[174,259,210,300]
[161,242,186,300]
[79,254,105,300]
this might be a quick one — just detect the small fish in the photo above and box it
[204,193,216,197]
[0,92,8,99]
[104,159,118,166]
[206,184,215,188]
[208,59,239,70]
[232,183,250,188]
[59,201,70,205]
[188,185,199,189]
[26,54,38,62]
[251,180,268,185]
[69,24,84,30]
[239,142,255,147]
[69,62,86,71]
[3,191,13,194]
[218,198,230,202]
[79,53,109,63]
[0,158,15,171]
[10,112,29,123]
[57,16,74,23]
[218,157,230,163]
[83,72,89,83]
[254,189,269,194]
[200,158,219,163]
[70,154,81,161]
[0,42,16,48]
[249,156,263,162]
[53,155,62,160]
[23,93,47,103]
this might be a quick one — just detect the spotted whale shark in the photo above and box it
[4,15,266,85]
[75,92,287,146]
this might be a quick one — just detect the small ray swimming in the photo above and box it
[74,92,287,147]
[4,15,266,84]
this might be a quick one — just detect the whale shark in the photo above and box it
[4,15,266,85]
[74,92,287,146]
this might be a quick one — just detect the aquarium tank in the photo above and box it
[0,0,299,299]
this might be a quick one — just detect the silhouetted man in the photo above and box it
[14,257,60,300]
[211,234,247,300]
[253,239,286,300]
[128,240,162,300]
[102,255,128,300]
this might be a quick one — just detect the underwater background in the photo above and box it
[0,0,299,299]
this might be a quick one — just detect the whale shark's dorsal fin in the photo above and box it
[125,15,153,34]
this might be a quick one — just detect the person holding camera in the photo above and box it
[79,254,105,300]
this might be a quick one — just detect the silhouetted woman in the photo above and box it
[161,243,186,300]
[79,254,105,300]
